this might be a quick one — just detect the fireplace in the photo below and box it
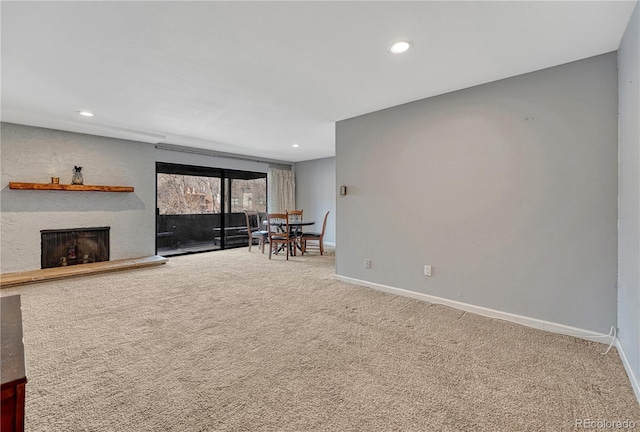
[41,227,110,269]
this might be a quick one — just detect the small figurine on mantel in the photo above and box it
[71,166,83,185]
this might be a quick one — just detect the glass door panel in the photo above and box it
[156,162,267,256]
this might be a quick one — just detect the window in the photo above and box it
[229,177,267,213]
[156,162,267,256]
[157,173,221,215]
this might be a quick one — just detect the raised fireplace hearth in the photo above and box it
[41,227,110,269]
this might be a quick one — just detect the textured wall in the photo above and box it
[336,53,618,333]
[1,123,156,273]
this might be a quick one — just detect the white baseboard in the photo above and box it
[334,275,615,345]
[617,339,640,405]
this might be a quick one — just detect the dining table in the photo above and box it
[263,219,316,229]
[264,219,315,254]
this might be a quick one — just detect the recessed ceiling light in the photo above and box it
[389,41,412,54]
[77,111,94,117]
[292,143,300,148]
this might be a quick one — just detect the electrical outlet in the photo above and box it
[364,259,372,269]
[424,265,432,277]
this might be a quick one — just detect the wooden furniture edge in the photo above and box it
[9,182,134,192]
[0,256,167,288]
[1,295,27,432]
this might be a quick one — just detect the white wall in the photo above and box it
[1,123,156,273]
[336,53,618,334]
[294,157,335,244]
[617,1,640,400]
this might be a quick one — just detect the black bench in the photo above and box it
[213,227,249,246]
[157,225,176,248]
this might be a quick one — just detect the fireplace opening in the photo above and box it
[41,227,110,269]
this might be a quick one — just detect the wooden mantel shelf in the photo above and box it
[9,182,134,193]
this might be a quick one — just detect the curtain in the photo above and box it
[268,165,295,213]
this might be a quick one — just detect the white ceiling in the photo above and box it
[1,1,636,163]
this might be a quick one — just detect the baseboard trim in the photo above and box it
[617,339,640,405]
[334,274,615,345]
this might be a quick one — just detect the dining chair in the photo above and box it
[287,209,304,249]
[258,212,268,228]
[244,210,268,253]
[287,209,303,222]
[267,213,296,260]
[301,211,330,255]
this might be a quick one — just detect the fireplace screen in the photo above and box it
[41,227,110,269]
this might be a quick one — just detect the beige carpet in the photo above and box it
[2,247,639,431]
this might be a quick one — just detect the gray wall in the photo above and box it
[618,1,640,396]
[294,157,335,244]
[156,147,270,174]
[1,123,156,273]
[336,53,618,334]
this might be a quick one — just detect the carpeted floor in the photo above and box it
[2,247,639,431]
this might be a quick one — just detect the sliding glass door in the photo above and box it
[156,162,266,256]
